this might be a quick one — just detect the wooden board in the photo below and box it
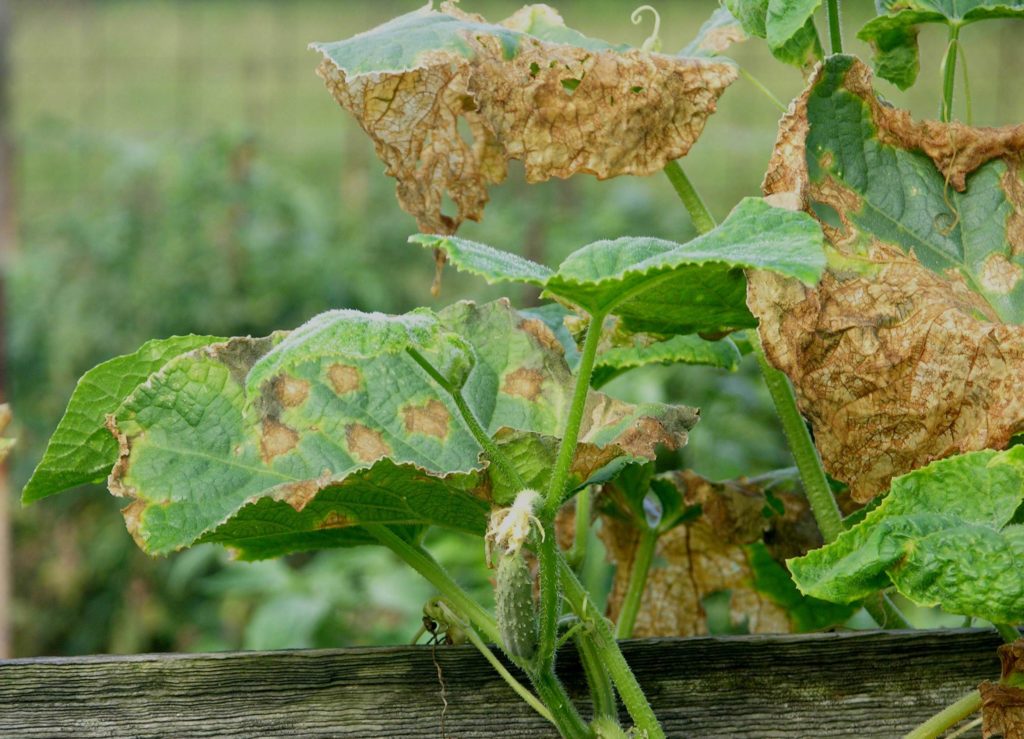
[0,629,1008,737]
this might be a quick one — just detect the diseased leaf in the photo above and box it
[724,0,823,71]
[600,469,843,635]
[419,197,825,337]
[788,448,1024,624]
[107,300,697,556]
[750,56,1024,501]
[981,640,1024,739]
[859,1,1024,90]
[679,6,748,58]
[407,233,553,287]
[313,2,737,233]
[22,335,223,503]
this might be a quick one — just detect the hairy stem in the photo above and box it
[940,24,961,122]
[529,666,592,739]
[826,0,843,55]
[996,623,1020,643]
[615,527,658,639]
[663,160,716,235]
[365,524,500,645]
[567,488,592,570]
[559,557,665,738]
[575,629,619,720]
[407,347,526,490]
[537,520,562,666]
[435,601,555,725]
[752,333,844,543]
[903,689,980,739]
[544,313,605,516]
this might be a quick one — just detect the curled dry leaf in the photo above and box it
[982,640,1024,738]
[601,470,824,636]
[749,56,1024,502]
[313,3,736,233]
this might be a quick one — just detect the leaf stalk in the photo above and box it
[614,527,658,639]
[826,0,844,55]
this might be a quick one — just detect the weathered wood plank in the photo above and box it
[0,629,1007,737]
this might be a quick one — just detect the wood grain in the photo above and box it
[0,629,1009,737]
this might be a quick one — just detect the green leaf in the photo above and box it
[417,198,825,336]
[746,542,858,631]
[859,1,1024,89]
[22,335,223,503]
[109,300,698,557]
[724,0,823,69]
[591,334,741,388]
[788,447,1024,624]
[544,197,824,331]
[679,6,748,58]
[407,234,553,287]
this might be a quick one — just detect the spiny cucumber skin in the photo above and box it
[495,553,538,662]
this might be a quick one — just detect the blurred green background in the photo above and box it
[6,0,1023,658]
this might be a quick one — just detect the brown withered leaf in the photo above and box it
[601,470,823,636]
[749,56,1024,502]
[982,682,1024,739]
[312,3,736,233]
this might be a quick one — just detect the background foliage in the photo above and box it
[9,0,1024,657]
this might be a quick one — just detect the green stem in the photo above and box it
[940,24,961,122]
[537,520,562,666]
[826,0,843,55]
[903,689,980,739]
[752,332,845,543]
[567,488,592,570]
[863,592,914,630]
[559,557,665,739]
[575,629,618,720]
[615,528,658,639]
[996,623,1020,643]
[529,666,593,739]
[407,347,526,490]
[365,524,500,645]
[435,601,556,725]
[663,160,716,235]
[544,312,606,516]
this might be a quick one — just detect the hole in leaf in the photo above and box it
[529,61,540,77]
[631,85,644,94]
[561,78,581,93]
[456,117,474,148]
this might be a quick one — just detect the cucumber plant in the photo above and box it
[23,2,1024,736]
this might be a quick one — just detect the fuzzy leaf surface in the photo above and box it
[22,335,223,503]
[859,1,1024,89]
[108,300,697,556]
[313,3,736,233]
[751,56,1024,501]
[591,334,741,388]
[788,447,1024,624]
[418,197,824,337]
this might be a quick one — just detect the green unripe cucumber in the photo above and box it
[495,552,538,662]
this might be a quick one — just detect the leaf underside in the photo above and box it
[105,299,697,558]
[749,56,1024,501]
[859,1,1024,89]
[789,447,1024,624]
[312,2,737,233]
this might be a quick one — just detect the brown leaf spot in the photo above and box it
[120,498,149,550]
[981,253,1024,295]
[318,511,357,530]
[106,413,134,499]
[697,25,747,56]
[346,423,391,463]
[260,418,299,463]
[274,375,310,408]
[277,480,319,512]
[502,367,543,400]
[518,317,562,353]
[328,363,361,395]
[402,399,451,439]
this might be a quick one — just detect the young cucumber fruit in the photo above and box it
[495,552,538,662]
